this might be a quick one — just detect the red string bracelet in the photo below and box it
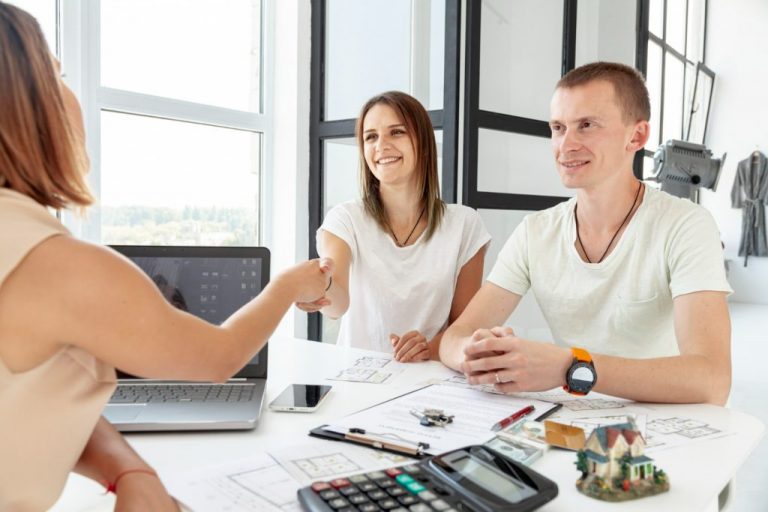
[103,468,158,494]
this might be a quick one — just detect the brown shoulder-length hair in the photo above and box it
[557,61,651,123]
[0,2,92,210]
[356,91,444,241]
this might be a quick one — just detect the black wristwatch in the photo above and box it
[563,347,597,396]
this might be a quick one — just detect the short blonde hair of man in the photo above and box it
[557,61,651,123]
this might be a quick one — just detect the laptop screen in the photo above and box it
[110,245,270,379]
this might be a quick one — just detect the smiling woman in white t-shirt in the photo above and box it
[296,91,491,362]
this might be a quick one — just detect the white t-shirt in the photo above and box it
[320,200,491,352]
[487,184,732,359]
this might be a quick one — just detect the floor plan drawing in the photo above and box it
[164,453,302,512]
[647,417,721,438]
[290,453,363,480]
[352,356,391,368]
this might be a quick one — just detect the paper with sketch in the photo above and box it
[165,453,302,512]
[328,367,396,384]
[643,416,731,452]
[429,373,504,394]
[165,443,410,511]
[515,388,631,412]
[270,441,411,485]
[328,356,405,384]
[332,384,559,455]
[554,411,730,453]
[562,414,648,440]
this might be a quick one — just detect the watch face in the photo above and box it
[567,362,596,393]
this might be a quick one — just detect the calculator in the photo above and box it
[297,445,558,512]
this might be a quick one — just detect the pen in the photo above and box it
[491,405,536,431]
[345,428,430,456]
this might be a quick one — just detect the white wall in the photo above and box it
[701,0,768,304]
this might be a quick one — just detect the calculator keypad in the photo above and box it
[306,465,458,512]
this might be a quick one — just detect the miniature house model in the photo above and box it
[583,423,654,482]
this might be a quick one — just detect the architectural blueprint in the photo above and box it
[328,356,405,383]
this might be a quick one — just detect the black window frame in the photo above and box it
[644,0,710,161]
[463,0,650,213]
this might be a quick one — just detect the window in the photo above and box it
[59,1,271,246]
[463,0,642,214]
[644,0,710,177]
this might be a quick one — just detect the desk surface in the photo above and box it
[53,337,765,512]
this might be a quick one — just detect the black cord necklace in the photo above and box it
[575,181,642,264]
[387,207,425,247]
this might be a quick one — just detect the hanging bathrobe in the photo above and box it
[731,151,768,266]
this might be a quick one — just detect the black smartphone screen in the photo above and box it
[270,384,332,409]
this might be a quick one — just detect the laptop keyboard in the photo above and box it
[109,383,256,404]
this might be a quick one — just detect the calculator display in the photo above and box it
[450,454,537,503]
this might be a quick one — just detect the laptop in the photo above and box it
[103,245,270,432]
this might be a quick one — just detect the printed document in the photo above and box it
[332,384,559,455]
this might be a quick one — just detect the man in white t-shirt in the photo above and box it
[440,62,732,405]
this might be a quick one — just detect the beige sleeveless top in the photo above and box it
[0,187,116,511]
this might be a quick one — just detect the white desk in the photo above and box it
[53,337,765,512]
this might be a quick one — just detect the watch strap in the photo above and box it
[571,347,592,363]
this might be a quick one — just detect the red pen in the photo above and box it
[491,405,536,431]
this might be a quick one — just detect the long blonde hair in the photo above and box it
[356,91,444,241]
[0,2,93,209]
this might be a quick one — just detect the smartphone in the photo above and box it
[268,384,332,412]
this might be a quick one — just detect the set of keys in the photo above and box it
[409,408,454,427]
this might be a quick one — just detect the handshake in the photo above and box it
[280,257,334,306]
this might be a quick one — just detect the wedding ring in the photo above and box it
[495,371,502,384]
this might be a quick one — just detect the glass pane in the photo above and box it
[477,129,573,198]
[479,0,563,120]
[101,0,262,112]
[662,53,684,142]
[322,131,444,216]
[665,0,686,53]
[686,0,706,63]
[323,137,359,217]
[649,0,664,37]
[325,0,445,121]
[646,42,663,148]
[688,69,712,144]
[100,112,261,245]
[6,0,57,53]
[575,0,637,68]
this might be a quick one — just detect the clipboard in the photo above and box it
[310,424,430,459]
[310,385,433,458]
[309,384,563,459]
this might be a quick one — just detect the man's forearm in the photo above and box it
[439,324,474,371]
[592,352,731,405]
